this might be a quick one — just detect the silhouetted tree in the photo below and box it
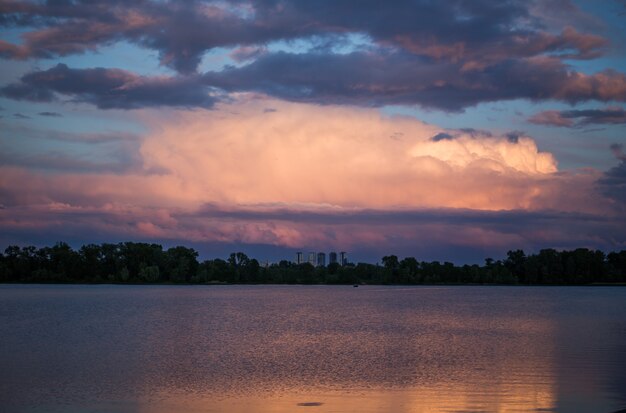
[1,242,625,285]
[165,246,199,282]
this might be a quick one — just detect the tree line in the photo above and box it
[1,242,625,285]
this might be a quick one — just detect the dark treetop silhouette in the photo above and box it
[2,242,626,285]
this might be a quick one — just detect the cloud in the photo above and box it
[38,111,62,117]
[505,131,525,143]
[203,52,626,111]
[0,98,621,257]
[137,98,571,211]
[529,107,626,127]
[596,144,626,206]
[0,1,621,112]
[599,166,626,205]
[0,98,604,214]
[528,110,575,127]
[12,112,30,119]
[0,1,608,72]
[1,82,55,102]
[611,143,626,161]
[430,128,518,144]
[192,203,611,229]
[179,204,625,254]
[230,45,268,63]
[0,199,623,262]
[431,132,455,142]
[1,64,219,109]
[0,1,304,73]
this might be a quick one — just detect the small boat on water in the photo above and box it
[353,284,359,287]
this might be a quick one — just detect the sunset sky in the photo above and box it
[1,0,625,263]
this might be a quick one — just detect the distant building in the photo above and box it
[308,252,316,266]
[340,251,347,266]
[317,252,326,267]
[329,252,338,265]
[295,251,304,264]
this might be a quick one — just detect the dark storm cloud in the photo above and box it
[176,203,626,257]
[1,82,55,102]
[192,203,611,228]
[3,201,622,263]
[529,107,626,127]
[204,51,626,110]
[0,1,608,70]
[0,1,624,110]
[0,64,218,109]
[0,0,311,73]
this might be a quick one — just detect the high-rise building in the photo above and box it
[329,252,338,265]
[317,252,326,267]
[295,251,304,264]
[340,251,347,266]
[308,252,316,266]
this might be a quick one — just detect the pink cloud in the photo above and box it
[557,70,626,103]
[137,98,567,211]
[0,98,618,252]
[528,110,574,127]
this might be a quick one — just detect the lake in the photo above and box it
[0,285,625,413]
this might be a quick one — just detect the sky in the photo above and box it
[0,0,625,264]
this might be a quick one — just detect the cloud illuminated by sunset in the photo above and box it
[0,1,625,262]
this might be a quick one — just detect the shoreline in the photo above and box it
[2,281,626,287]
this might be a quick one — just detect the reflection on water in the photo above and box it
[0,285,624,413]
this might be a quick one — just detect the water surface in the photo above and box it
[1,285,625,413]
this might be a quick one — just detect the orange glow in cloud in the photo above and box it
[0,97,614,251]
[138,97,569,211]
